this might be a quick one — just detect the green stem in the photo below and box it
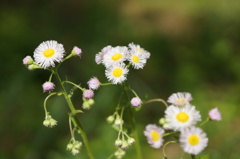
[163,141,177,158]
[200,117,210,127]
[191,154,196,159]
[122,84,142,159]
[63,80,84,91]
[100,82,113,86]
[143,98,168,108]
[53,69,94,159]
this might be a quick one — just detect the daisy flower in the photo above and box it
[167,92,192,106]
[33,40,65,68]
[128,43,150,59]
[105,63,129,84]
[144,124,165,149]
[127,51,147,69]
[165,105,201,131]
[180,127,208,155]
[95,45,112,64]
[102,46,128,67]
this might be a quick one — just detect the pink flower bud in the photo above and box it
[130,97,142,107]
[208,107,222,121]
[42,81,55,92]
[87,77,100,90]
[83,89,94,99]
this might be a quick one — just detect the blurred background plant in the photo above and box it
[1,0,240,158]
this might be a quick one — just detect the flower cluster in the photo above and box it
[24,40,222,159]
[95,43,150,84]
[67,140,82,155]
[144,92,222,156]
[23,40,101,158]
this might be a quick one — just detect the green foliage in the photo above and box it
[1,0,240,159]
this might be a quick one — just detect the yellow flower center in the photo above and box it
[135,47,144,53]
[113,68,123,77]
[112,53,122,61]
[43,49,55,58]
[132,55,140,63]
[188,135,199,145]
[150,130,160,141]
[177,98,186,105]
[176,112,189,122]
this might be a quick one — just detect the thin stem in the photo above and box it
[53,69,94,159]
[122,84,142,159]
[106,153,115,159]
[69,114,75,140]
[63,80,84,91]
[43,92,60,115]
[100,82,113,86]
[143,98,168,108]
[129,87,139,97]
[200,117,210,127]
[163,141,177,158]
[162,131,178,137]
[191,154,196,159]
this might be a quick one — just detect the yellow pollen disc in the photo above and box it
[113,68,123,77]
[176,112,189,122]
[150,130,160,141]
[177,98,186,105]
[135,47,144,53]
[188,135,199,145]
[111,53,123,61]
[43,49,55,58]
[132,55,140,63]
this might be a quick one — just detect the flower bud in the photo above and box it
[67,143,73,150]
[82,102,90,109]
[208,107,222,121]
[49,118,57,127]
[42,81,55,92]
[106,115,115,123]
[74,141,82,149]
[71,148,80,155]
[127,137,135,145]
[115,139,123,146]
[83,89,94,99]
[23,56,33,65]
[43,119,50,127]
[130,97,142,107]
[71,46,82,56]
[159,118,166,125]
[88,99,95,106]
[114,118,123,126]
[121,140,129,149]
[87,77,100,90]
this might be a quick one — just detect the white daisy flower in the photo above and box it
[33,40,65,68]
[102,46,128,67]
[127,51,147,69]
[128,42,150,59]
[180,127,208,155]
[167,92,193,106]
[105,63,129,84]
[165,105,201,131]
[144,124,165,149]
[95,45,112,64]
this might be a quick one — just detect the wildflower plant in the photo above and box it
[24,40,222,159]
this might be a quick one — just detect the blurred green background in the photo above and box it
[1,0,240,158]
